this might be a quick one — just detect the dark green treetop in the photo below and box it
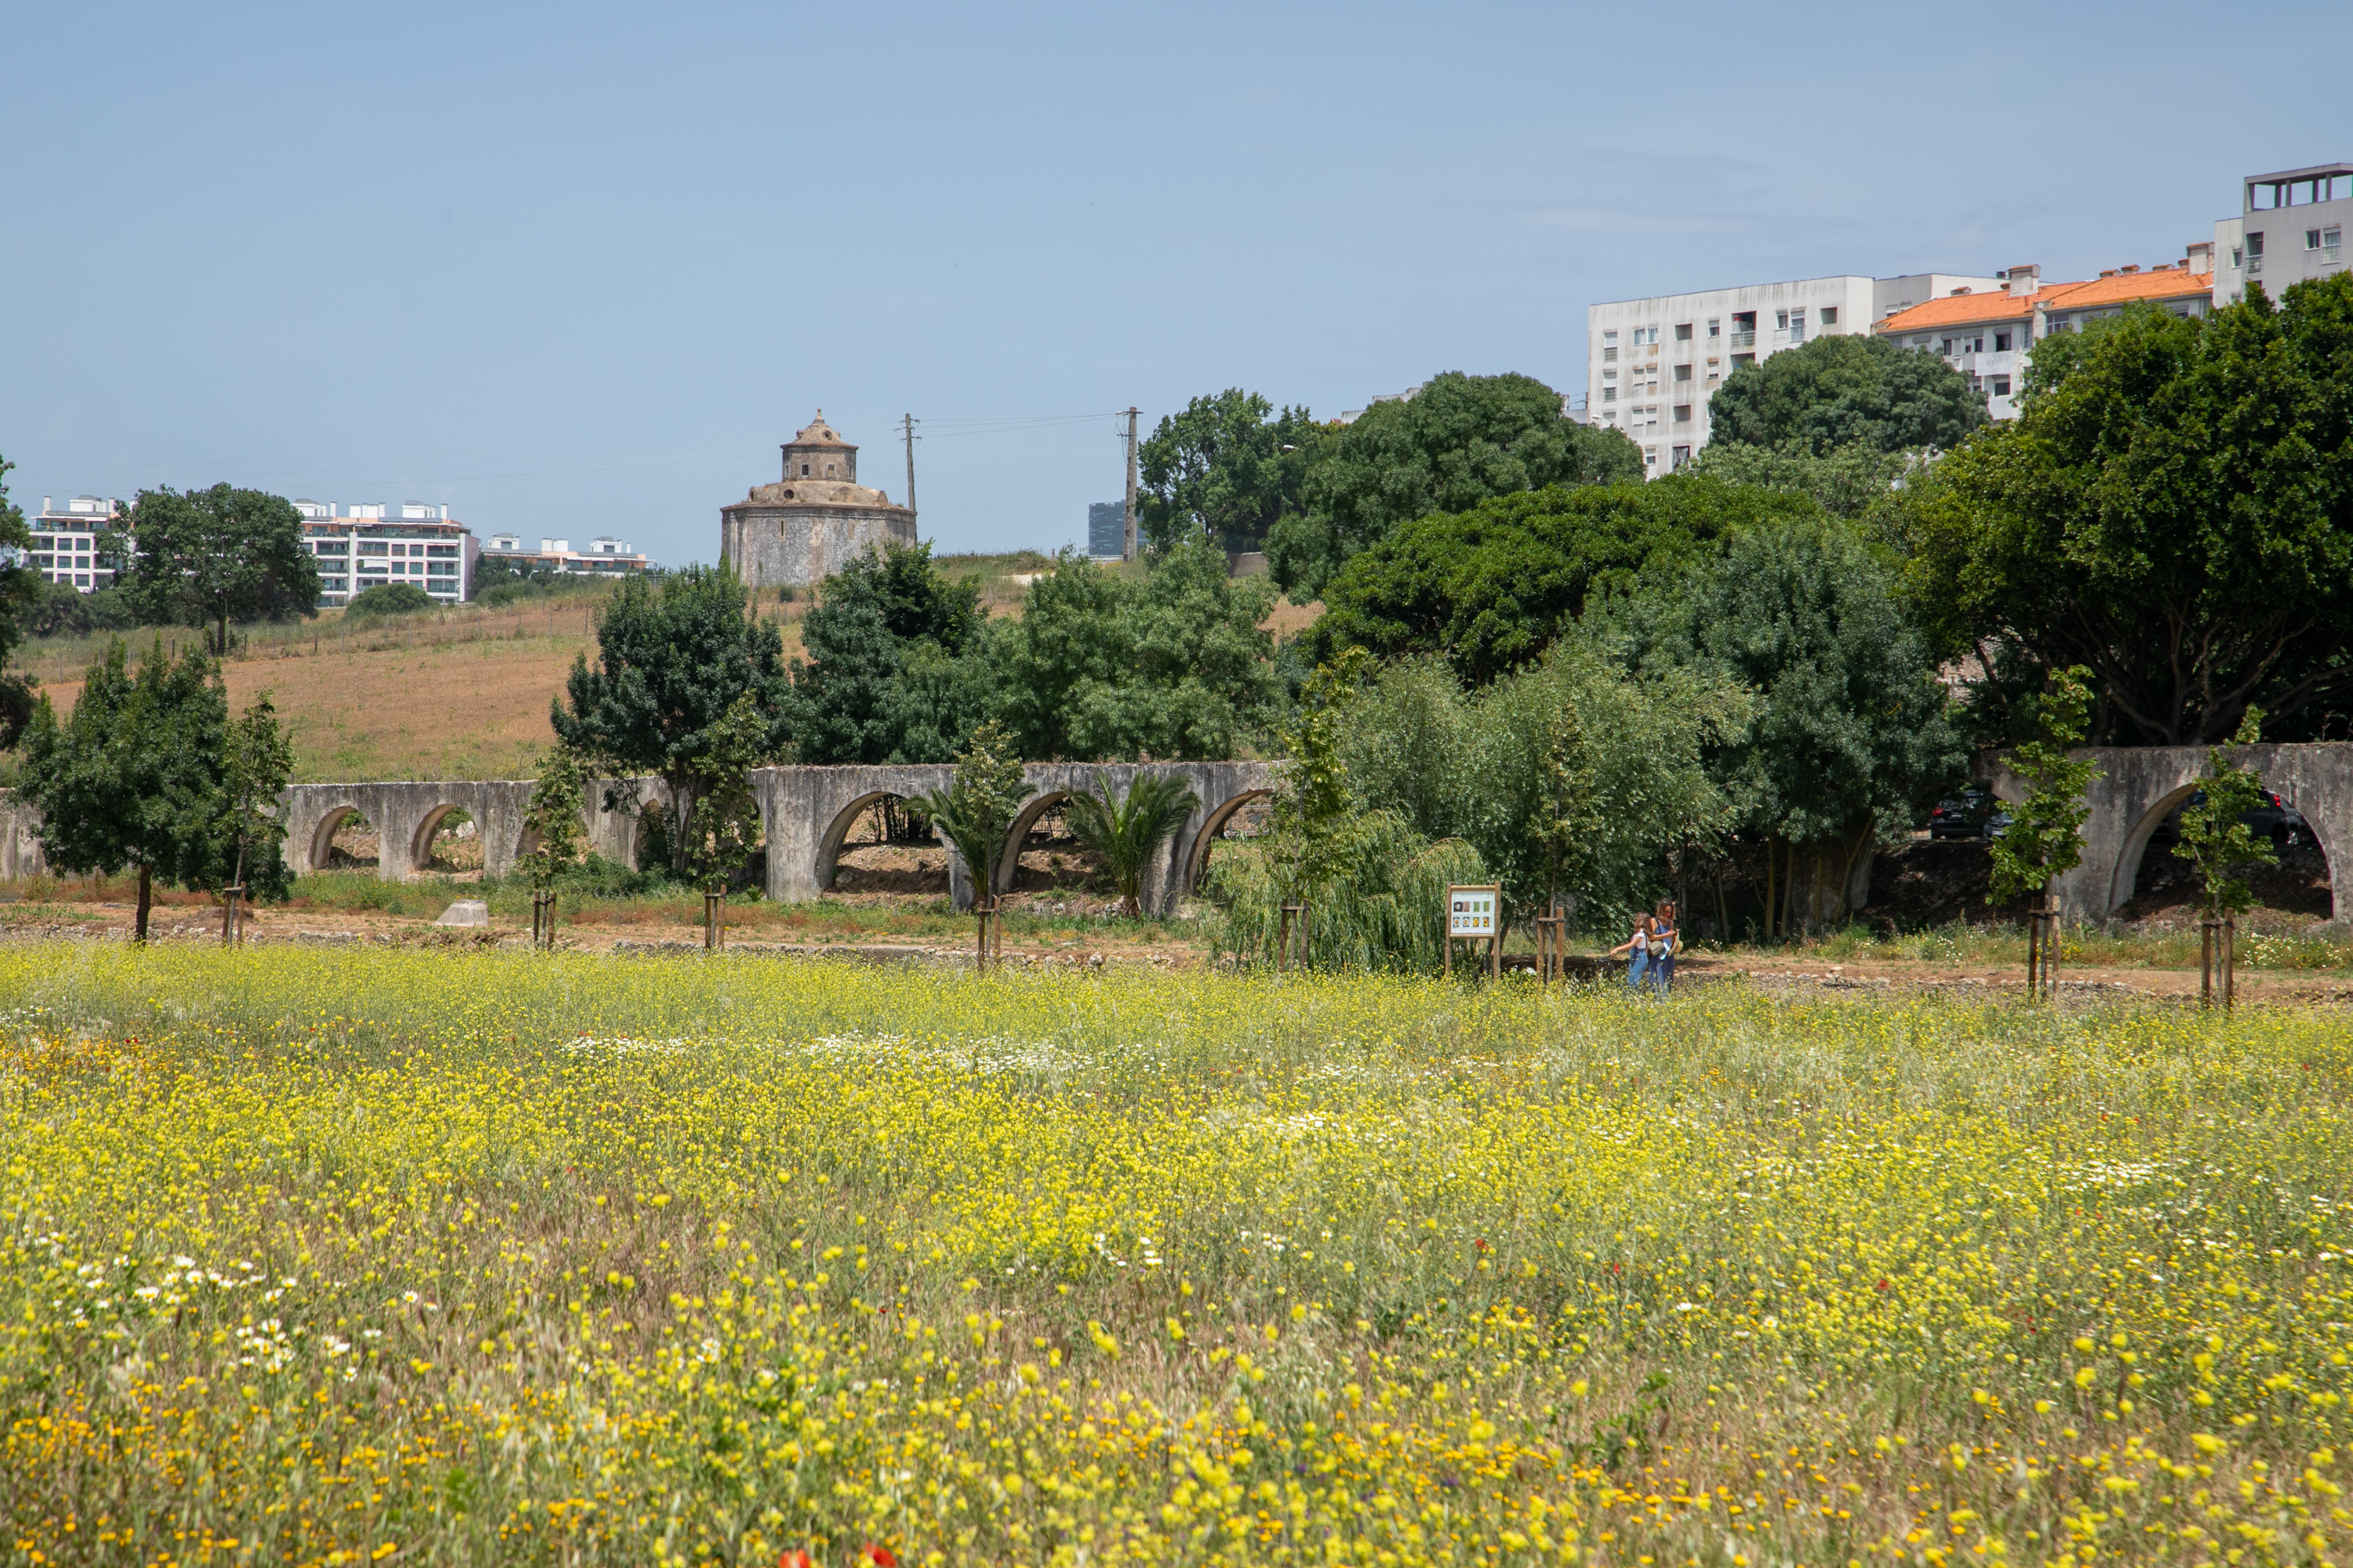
[551,565,789,875]
[1707,333,1987,455]
[19,638,232,941]
[1265,371,1642,601]
[1904,276,2353,745]
[993,539,1280,761]
[1138,391,1333,554]
[790,541,992,766]
[110,485,321,654]
[1309,476,1818,686]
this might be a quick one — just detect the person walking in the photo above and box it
[1609,912,1653,992]
[1650,900,1679,996]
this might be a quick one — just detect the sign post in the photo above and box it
[1445,885,1501,980]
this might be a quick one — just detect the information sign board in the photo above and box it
[1447,886,1499,939]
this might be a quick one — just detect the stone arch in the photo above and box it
[2111,771,2338,917]
[409,803,472,874]
[816,790,923,894]
[1182,788,1272,896]
[2108,781,2208,914]
[994,790,1068,896]
[309,805,374,872]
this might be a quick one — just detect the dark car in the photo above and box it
[2149,789,2305,848]
[1928,792,2013,840]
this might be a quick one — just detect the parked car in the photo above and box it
[2148,789,2305,848]
[1928,792,2013,840]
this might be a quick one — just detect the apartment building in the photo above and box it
[1873,253,2215,419]
[294,500,480,607]
[28,495,123,591]
[1587,272,1998,472]
[2213,162,2352,306]
[480,534,653,577]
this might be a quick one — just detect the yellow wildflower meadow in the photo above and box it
[1,944,2349,1567]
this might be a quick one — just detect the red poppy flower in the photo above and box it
[779,1552,816,1568]
[1875,1278,1891,1291]
[863,1549,899,1568]
[1473,1238,1490,1254]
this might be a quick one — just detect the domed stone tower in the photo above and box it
[719,411,917,588]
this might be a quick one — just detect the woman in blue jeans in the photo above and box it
[1609,913,1653,991]
[1649,900,1678,995]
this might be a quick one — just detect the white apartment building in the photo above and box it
[294,500,480,607]
[480,534,653,577]
[28,495,123,591]
[2213,162,2351,306]
[1587,272,1999,472]
[1874,254,2215,419]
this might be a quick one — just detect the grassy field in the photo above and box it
[2,946,2348,1565]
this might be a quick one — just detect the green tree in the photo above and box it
[1341,644,1744,931]
[1625,518,1964,936]
[915,719,1030,913]
[551,565,790,876]
[1684,437,1916,519]
[1264,648,1373,904]
[1060,772,1201,918]
[1904,279,2353,745]
[1138,391,1333,554]
[1987,666,2103,906]
[1266,372,1642,601]
[993,540,1280,761]
[1309,477,1813,686]
[2174,709,2276,922]
[1707,333,1986,455]
[109,485,321,654]
[0,457,48,746]
[516,746,588,946]
[681,692,769,943]
[791,542,991,765]
[216,692,297,927]
[19,638,229,942]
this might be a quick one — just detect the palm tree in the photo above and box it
[1062,772,1201,918]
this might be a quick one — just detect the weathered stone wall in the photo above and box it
[723,505,919,589]
[0,792,47,879]
[281,778,667,879]
[1983,741,2353,921]
[753,761,1276,915]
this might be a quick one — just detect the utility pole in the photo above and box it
[900,413,919,518]
[1122,406,1140,563]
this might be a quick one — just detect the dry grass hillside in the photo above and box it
[16,561,1318,783]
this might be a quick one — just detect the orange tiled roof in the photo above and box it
[1874,267,2212,336]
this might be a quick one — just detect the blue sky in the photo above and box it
[4,1,2347,565]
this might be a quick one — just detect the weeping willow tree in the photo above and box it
[1207,647,1488,973]
[1207,813,1486,975]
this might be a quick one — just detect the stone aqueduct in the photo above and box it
[252,762,1274,914]
[1,747,2345,921]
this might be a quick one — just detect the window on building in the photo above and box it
[1672,363,1692,381]
[1644,448,1658,467]
[1940,339,1955,356]
[358,541,389,557]
[1602,386,1616,402]
[2327,226,2344,257]
[2248,231,2265,274]
[1991,375,2013,396]
[1731,352,1755,368]
[1994,332,2012,351]
[1707,319,1720,338]
[1671,445,1691,470]
[1672,405,1691,423]
[1674,322,1693,340]
[801,463,811,475]
[1819,306,1838,326]
[1603,345,1617,363]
